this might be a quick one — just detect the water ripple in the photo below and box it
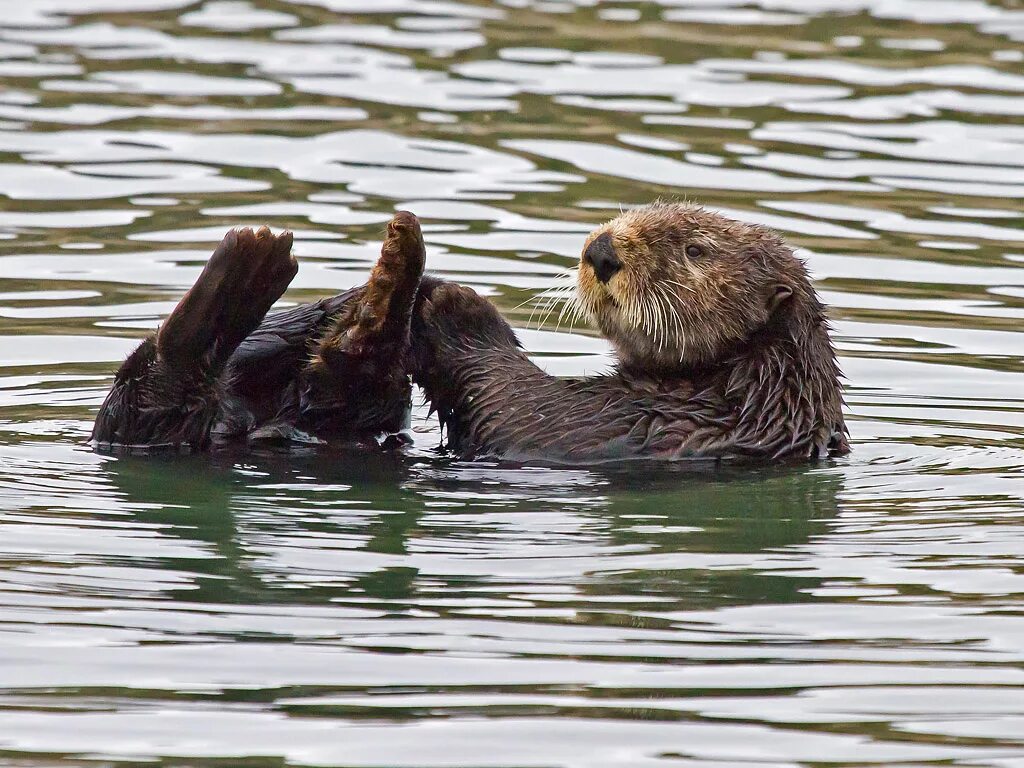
[0,1,1023,766]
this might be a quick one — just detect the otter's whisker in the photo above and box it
[535,293,563,330]
[640,294,656,341]
[659,290,674,353]
[526,293,546,329]
[647,291,661,352]
[523,283,561,328]
[628,294,644,334]
[566,295,586,334]
[656,284,683,356]
[512,290,549,314]
[534,269,578,330]
[555,292,577,331]
[558,287,586,333]
[522,291,555,330]
[661,279,696,295]
[660,285,684,344]
[531,275,572,318]
[652,290,671,353]
[568,289,593,331]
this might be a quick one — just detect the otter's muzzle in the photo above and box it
[584,233,621,284]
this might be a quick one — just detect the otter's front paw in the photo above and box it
[415,280,518,351]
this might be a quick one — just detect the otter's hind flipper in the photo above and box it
[158,226,297,371]
[299,211,425,436]
[92,227,297,450]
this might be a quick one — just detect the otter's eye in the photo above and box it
[685,244,703,258]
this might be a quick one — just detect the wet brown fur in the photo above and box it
[411,202,849,462]
[93,205,848,463]
[92,213,424,451]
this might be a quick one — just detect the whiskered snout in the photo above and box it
[583,233,621,284]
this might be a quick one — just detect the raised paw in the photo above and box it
[312,211,426,365]
[225,226,298,343]
[346,211,426,350]
[299,212,426,436]
[157,226,297,369]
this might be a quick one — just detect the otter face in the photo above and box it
[576,202,805,372]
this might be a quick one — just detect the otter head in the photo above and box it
[576,202,810,373]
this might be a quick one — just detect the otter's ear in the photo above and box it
[767,284,793,315]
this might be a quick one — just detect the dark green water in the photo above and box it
[1,1,1023,765]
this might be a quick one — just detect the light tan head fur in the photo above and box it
[576,201,809,372]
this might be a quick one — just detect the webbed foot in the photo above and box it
[301,211,426,436]
[158,226,297,371]
[93,226,298,450]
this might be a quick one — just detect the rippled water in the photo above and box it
[1,1,1023,765]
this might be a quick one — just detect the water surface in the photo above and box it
[1,1,1023,765]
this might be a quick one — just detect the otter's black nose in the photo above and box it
[584,233,621,284]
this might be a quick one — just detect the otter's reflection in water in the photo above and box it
[99,449,843,612]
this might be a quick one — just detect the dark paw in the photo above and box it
[416,281,518,351]
[351,210,426,346]
[300,213,426,434]
[316,211,426,361]
[232,226,297,303]
[212,226,298,338]
[157,226,297,367]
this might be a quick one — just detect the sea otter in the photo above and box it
[92,203,849,462]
